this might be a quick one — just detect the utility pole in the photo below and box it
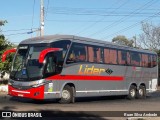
[40,0,44,36]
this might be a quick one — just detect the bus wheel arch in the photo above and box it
[127,83,137,100]
[59,83,76,103]
[136,83,146,99]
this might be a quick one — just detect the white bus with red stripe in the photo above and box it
[2,35,158,103]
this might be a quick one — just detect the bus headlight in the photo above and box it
[32,83,44,88]
[32,80,50,88]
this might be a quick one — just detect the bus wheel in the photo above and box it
[136,85,146,99]
[127,85,136,100]
[59,85,73,104]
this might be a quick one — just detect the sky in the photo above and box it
[0,0,160,44]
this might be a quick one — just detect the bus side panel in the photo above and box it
[43,80,60,99]
[60,64,128,97]
[125,65,158,93]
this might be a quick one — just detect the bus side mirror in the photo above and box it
[2,48,16,62]
[38,48,62,63]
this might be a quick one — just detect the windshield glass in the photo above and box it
[10,44,48,80]
[10,40,71,81]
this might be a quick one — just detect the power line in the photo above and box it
[87,0,159,38]
[2,28,39,33]
[101,11,160,40]
[46,6,160,16]
[5,29,39,36]
[47,6,160,15]
[75,0,130,35]
[64,0,121,34]
[47,11,160,16]
[46,19,160,23]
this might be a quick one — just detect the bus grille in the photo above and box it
[12,85,32,90]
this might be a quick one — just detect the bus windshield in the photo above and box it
[10,44,47,80]
[10,40,71,81]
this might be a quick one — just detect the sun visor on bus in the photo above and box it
[2,48,17,62]
[39,48,62,63]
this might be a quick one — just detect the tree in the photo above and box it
[139,22,160,51]
[112,35,134,47]
[0,20,14,78]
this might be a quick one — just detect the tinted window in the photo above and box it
[141,54,148,67]
[104,48,117,64]
[127,52,131,65]
[110,49,117,64]
[66,43,87,64]
[118,50,127,65]
[88,46,103,63]
[148,55,152,67]
[104,48,110,64]
[152,55,157,67]
[51,40,71,59]
[131,52,141,66]
[43,53,57,77]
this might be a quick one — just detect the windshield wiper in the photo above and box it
[13,63,22,79]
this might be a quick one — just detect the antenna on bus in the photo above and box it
[40,0,44,36]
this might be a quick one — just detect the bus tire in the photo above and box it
[71,86,75,103]
[59,85,74,104]
[127,85,136,100]
[136,85,146,99]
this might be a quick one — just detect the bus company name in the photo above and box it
[78,65,106,75]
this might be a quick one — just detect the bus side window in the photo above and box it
[131,52,141,66]
[110,49,117,64]
[95,48,100,63]
[148,55,152,67]
[44,54,56,77]
[87,46,103,63]
[104,48,110,64]
[152,55,157,67]
[88,46,94,62]
[66,43,87,64]
[118,50,127,65]
[142,54,149,67]
[127,52,130,65]
[94,47,103,63]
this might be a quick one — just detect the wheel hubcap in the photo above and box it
[139,89,143,96]
[62,90,70,100]
[130,89,136,97]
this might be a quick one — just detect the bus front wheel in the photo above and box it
[127,85,136,100]
[59,85,74,104]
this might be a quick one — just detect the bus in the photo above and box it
[2,35,158,103]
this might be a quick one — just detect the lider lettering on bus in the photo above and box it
[78,65,105,75]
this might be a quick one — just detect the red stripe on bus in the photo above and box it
[46,75,124,81]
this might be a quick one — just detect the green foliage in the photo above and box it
[0,21,15,74]
[112,35,134,47]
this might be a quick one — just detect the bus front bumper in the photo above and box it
[8,85,44,100]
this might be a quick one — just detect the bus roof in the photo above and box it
[19,34,156,54]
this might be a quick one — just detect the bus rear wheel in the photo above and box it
[136,85,146,99]
[59,85,74,104]
[127,85,136,100]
